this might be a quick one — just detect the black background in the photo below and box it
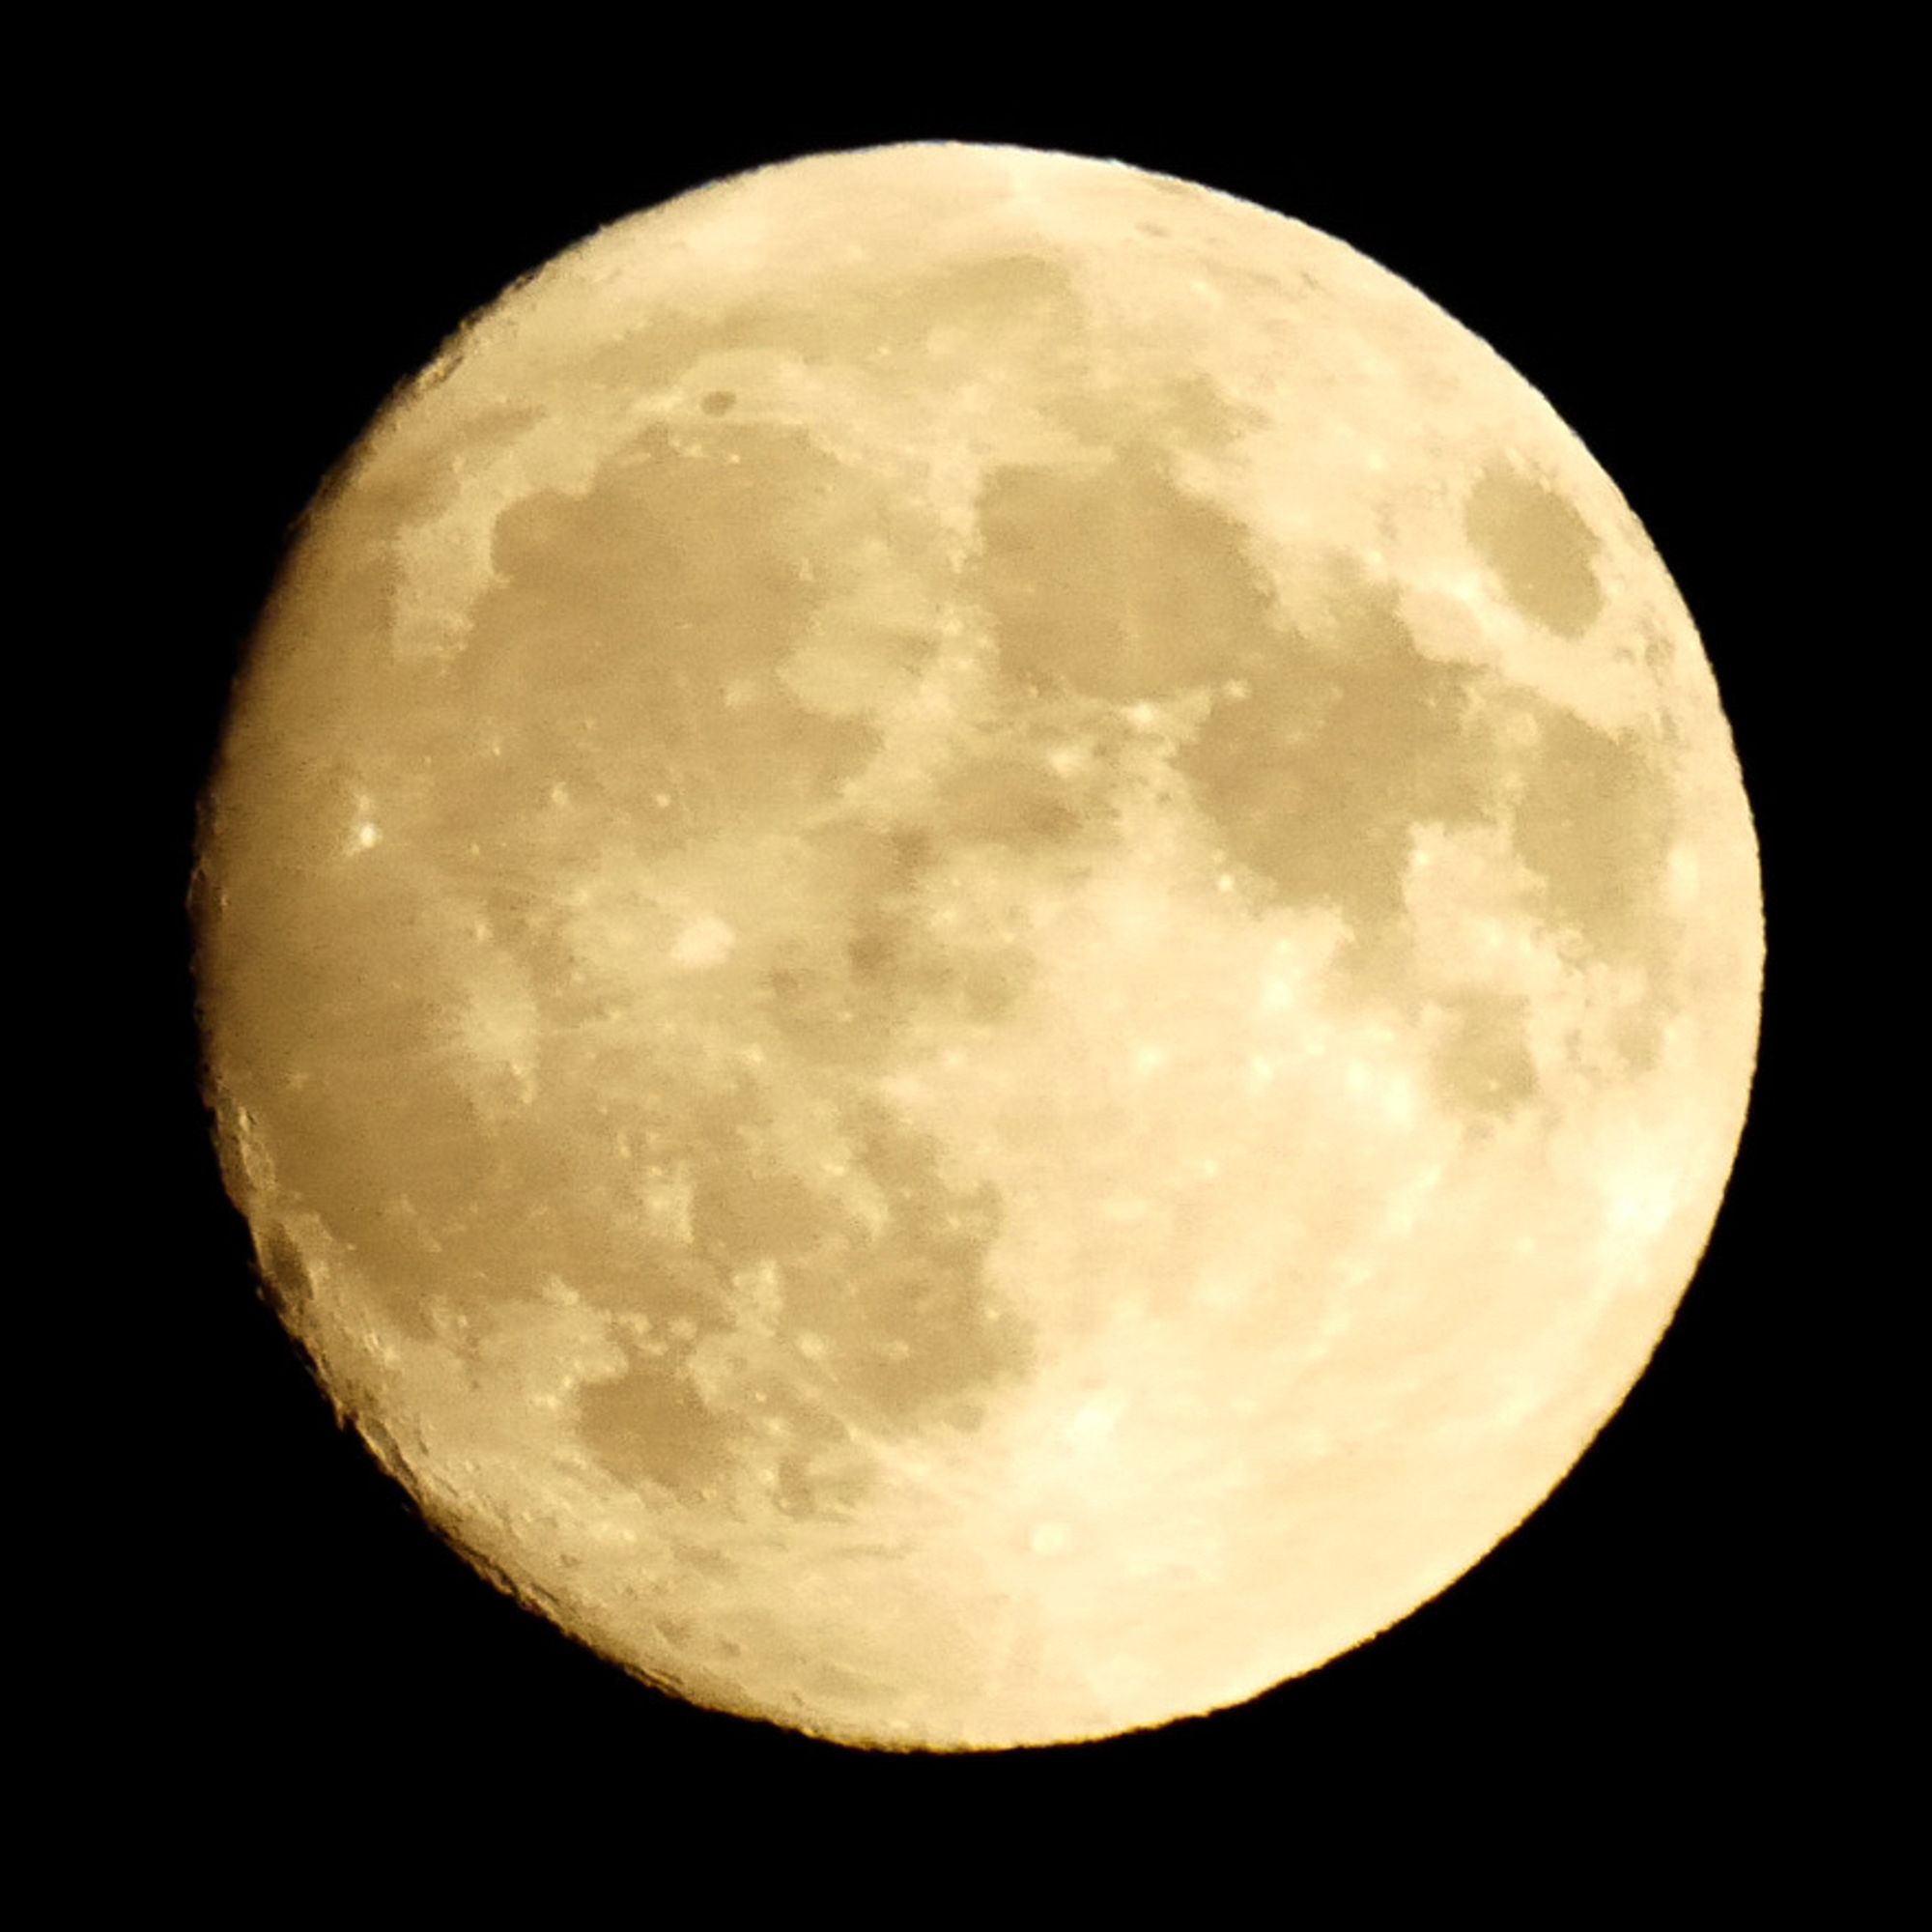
[111,47,1847,1852]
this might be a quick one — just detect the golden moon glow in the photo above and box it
[192,142,1762,1750]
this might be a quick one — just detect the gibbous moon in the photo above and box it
[193,143,1762,1749]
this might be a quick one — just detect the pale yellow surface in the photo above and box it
[193,143,1763,1748]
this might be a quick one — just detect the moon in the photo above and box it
[191,140,1762,1750]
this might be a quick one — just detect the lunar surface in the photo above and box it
[193,142,1762,1748]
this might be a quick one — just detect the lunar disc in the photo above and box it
[193,142,1763,1749]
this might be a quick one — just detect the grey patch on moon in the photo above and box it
[1189,579,1680,1099]
[578,1099,1026,1522]
[556,791,1051,1520]
[1503,698,1676,970]
[456,414,885,847]
[1179,553,1493,949]
[970,444,1281,704]
[963,444,1682,1119]
[1463,460,1606,639]
[202,414,926,1342]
